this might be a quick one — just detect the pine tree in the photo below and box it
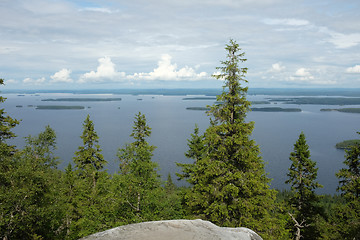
[286,132,323,240]
[335,131,360,239]
[181,40,280,238]
[116,112,160,221]
[73,114,107,188]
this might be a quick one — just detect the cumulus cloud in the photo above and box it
[287,68,336,85]
[23,77,46,85]
[79,57,126,83]
[128,54,207,81]
[346,65,360,73]
[269,62,285,72]
[262,18,310,26]
[50,68,73,83]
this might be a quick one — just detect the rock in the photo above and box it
[81,219,263,240]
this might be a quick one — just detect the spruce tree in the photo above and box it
[335,131,360,239]
[116,112,160,221]
[176,124,204,181]
[286,132,323,240]
[181,40,279,238]
[73,114,107,187]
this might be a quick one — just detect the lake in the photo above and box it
[2,91,360,194]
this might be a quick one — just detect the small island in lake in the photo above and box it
[269,97,360,105]
[321,108,360,113]
[251,107,301,112]
[186,107,211,111]
[42,98,122,102]
[183,97,217,100]
[335,139,360,149]
[36,105,85,110]
[186,106,301,112]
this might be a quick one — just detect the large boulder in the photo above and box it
[81,219,263,240]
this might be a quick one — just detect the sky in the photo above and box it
[0,0,360,90]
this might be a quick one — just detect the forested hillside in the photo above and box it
[1,41,359,240]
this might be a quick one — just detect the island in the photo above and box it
[268,97,360,105]
[251,107,301,112]
[36,105,85,110]
[335,140,360,149]
[186,107,301,112]
[320,108,360,113]
[251,101,271,105]
[183,97,217,100]
[41,98,122,102]
[186,107,211,111]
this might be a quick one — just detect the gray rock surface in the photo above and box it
[81,219,263,240]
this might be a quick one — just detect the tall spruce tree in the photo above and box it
[335,131,360,239]
[116,112,160,221]
[73,114,107,188]
[181,40,280,238]
[286,132,323,240]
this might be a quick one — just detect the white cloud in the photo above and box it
[346,65,360,73]
[269,62,285,72]
[80,7,114,14]
[295,68,313,78]
[79,57,126,83]
[320,27,360,49]
[23,77,46,85]
[263,18,310,26]
[287,68,336,85]
[4,79,18,84]
[50,68,73,83]
[128,54,207,81]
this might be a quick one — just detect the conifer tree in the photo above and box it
[181,40,280,238]
[286,132,323,240]
[335,131,360,239]
[176,124,204,181]
[73,114,107,187]
[116,112,160,220]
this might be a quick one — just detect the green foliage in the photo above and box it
[335,132,360,239]
[116,112,161,222]
[286,132,323,239]
[73,114,107,187]
[0,79,20,157]
[176,124,205,181]
[0,126,61,239]
[178,40,284,239]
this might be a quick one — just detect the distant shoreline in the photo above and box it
[3,88,360,97]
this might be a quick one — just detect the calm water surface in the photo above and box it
[3,93,360,194]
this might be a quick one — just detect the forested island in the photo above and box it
[335,139,360,149]
[42,98,122,102]
[182,97,217,100]
[321,108,360,113]
[251,107,301,112]
[36,105,85,110]
[186,106,301,112]
[269,97,360,105]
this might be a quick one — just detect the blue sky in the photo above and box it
[0,0,359,89]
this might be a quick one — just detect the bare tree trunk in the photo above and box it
[288,212,305,240]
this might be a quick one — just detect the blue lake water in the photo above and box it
[3,92,360,194]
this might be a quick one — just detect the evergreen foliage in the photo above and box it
[335,131,360,239]
[179,39,282,238]
[115,112,161,221]
[176,124,205,181]
[73,114,107,187]
[286,132,323,240]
